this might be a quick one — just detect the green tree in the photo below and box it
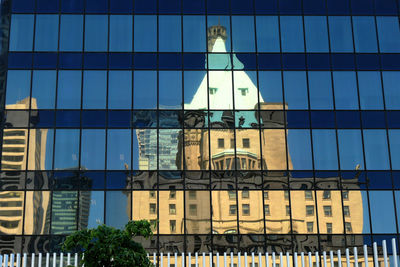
[62,220,153,267]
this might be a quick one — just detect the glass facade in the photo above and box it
[0,0,400,256]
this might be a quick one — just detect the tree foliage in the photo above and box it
[62,220,153,267]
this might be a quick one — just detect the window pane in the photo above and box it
[376,16,400,53]
[358,71,383,110]
[184,71,207,109]
[207,16,231,52]
[85,15,108,52]
[35,15,59,51]
[159,71,182,108]
[328,16,353,52]
[284,71,308,109]
[81,130,105,170]
[312,130,338,170]
[24,191,50,234]
[338,130,364,170]
[389,130,400,170]
[308,71,333,109]
[10,14,34,51]
[185,191,210,234]
[353,16,378,53]
[107,130,131,170]
[287,130,313,170]
[233,71,260,109]
[369,191,396,233]
[363,130,390,170]
[332,71,359,110]
[232,16,255,52]
[133,71,157,109]
[304,16,329,52]
[382,71,400,110]
[258,71,283,103]
[60,15,83,51]
[52,191,78,234]
[183,16,206,52]
[110,15,132,52]
[54,129,80,169]
[6,70,31,107]
[57,71,82,109]
[280,16,304,52]
[212,191,237,233]
[109,71,132,109]
[85,191,104,229]
[32,71,56,109]
[159,15,181,52]
[106,191,130,229]
[134,15,156,52]
[256,16,280,52]
[83,71,106,109]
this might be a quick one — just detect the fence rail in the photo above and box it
[1,238,398,267]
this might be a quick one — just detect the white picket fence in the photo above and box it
[0,238,398,267]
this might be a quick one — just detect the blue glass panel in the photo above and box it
[8,53,32,69]
[134,16,157,52]
[109,53,132,69]
[381,54,400,70]
[332,71,359,110]
[56,110,80,127]
[108,111,131,128]
[159,16,181,52]
[60,15,83,52]
[6,70,31,107]
[12,0,35,12]
[106,172,129,189]
[279,0,301,14]
[110,15,132,52]
[389,130,400,170]
[393,172,400,189]
[382,72,400,110]
[353,16,378,53]
[336,111,360,128]
[159,71,182,108]
[235,54,256,70]
[307,54,330,70]
[132,111,157,128]
[106,191,129,229]
[258,54,281,69]
[183,0,205,14]
[207,0,229,14]
[358,71,384,110]
[83,71,106,109]
[134,0,157,13]
[338,130,364,170]
[256,16,279,52]
[85,15,108,52]
[351,0,373,14]
[82,172,105,189]
[32,71,56,109]
[361,111,386,129]
[37,0,59,12]
[110,0,133,13]
[308,71,333,109]
[33,53,57,69]
[331,54,355,70]
[54,129,80,169]
[363,130,390,170]
[159,0,181,14]
[258,71,283,103]
[282,54,306,70]
[183,53,205,69]
[134,71,157,109]
[231,16,255,52]
[35,15,58,52]
[356,54,379,70]
[35,110,55,128]
[280,16,304,52]
[59,53,82,69]
[284,71,308,109]
[387,111,400,128]
[376,17,400,53]
[10,15,34,51]
[57,71,82,109]
[133,53,157,69]
[109,71,132,109]
[85,0,108,13]
[328,16,354,52]
[159,53,182,69]
[84,53,107,69]
[231,0,253,14]
[61,0,84,12]
[367,172,392,189]
[82,110,106,128]
[207,16,231,52]
[312,130,338,170]
[375,0,398,15]
[286,111,310,128]
[255,0,278,14]
[304,16,329,52]
[327,0,349,14]
[369,191,396,233]
[81,130,105,170]
[303,0,326,14]
[310,111,335,128]
[183,16,206,52]
[287,130,313,170]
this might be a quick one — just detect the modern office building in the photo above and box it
[0,0,400,259]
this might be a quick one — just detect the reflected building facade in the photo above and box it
[1,0,400,258]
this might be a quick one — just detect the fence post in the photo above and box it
[308,252,312,267]
[315,252,319,267]
[259,252,263,267]
[363,245,369,267]
[266,252,269,267]
[330,250,334,267]
[217,252,220,267]
[202,252,205,267]
[4,254,8,267]
[294,252,298,267]
[45,253,50,267]
[38,253,42,267]
[272,252,276,267]
[238,252,241,267]
[17,253,21,267]
[74,253,78,267]
[244,252,247,267]
[373,242,379,267]
[337,250,341,267]
[160,252,163,267]
[31,253,35,267]
[10,253,15,267]
[53,253,56,267]
[392,239,398,267]
[224,252,227,267]
[301,252,305,267]
[345,249,350,267]
[195,252,198,267]
[323,251,327,267]
[287,252,290,267]
[231,252,234,267]
[189,253,192,267]
[354,247,358,267]
[383,240,388,267]
[23,253,27,267]
[174,253,177,267]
